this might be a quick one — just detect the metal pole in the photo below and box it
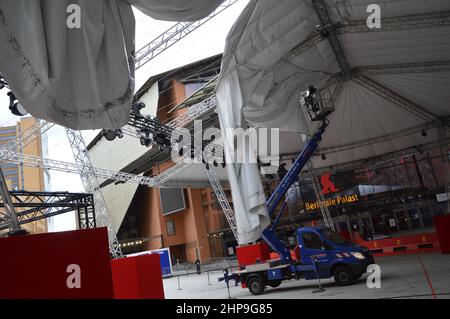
[311,255,325,293]
[0,167,21,232]
[177,276,182,290]
[207,270,211,285]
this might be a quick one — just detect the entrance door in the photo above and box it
[408,208,422,229]
[395,211,409,231]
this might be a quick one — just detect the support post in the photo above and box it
[0,167,21,233]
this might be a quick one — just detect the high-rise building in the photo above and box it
[0,117,47,234]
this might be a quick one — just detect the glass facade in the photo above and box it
[203,145,449,256]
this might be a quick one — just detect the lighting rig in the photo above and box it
[109,100,227,168]
[0,73,28,117]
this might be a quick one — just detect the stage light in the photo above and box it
[7,92,28,116]
[102,129,123,141]
[421,129,427,137]
[321,153,327,160]
[131,101,146,115]
[140,129,154,147]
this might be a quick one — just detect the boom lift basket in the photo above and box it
[301,86,335,122]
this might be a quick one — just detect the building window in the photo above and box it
[166,220,176,236]
[184,82,208,99]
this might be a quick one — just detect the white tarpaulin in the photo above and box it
[0,0,222,129]
[216,0,450,244]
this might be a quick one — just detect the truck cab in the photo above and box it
[297,227,374,286]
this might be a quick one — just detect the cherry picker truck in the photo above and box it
[220,88,375,295]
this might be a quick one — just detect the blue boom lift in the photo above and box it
[222,88,375,295]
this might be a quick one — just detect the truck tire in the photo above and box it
[333,266,355,286]
[268,280,282,288]
[247,276,265,295]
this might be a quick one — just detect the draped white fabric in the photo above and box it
[216,0,450,244]
[0,0,222,129]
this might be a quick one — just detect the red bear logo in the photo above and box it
[320,171,338,195]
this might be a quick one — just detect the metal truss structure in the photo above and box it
[308,1,450,129]
[135,0,239,69]
[0,191,95,233]
[2,119,55,152]
[0,168,20,233]
[4,0,448,248]
[203,165,238,240]
[166,95,217,129]
[65,129,123,258]
[311,0,352,79]
[288,10,450,59]
[352,75,442,125]
[60,1,238,256]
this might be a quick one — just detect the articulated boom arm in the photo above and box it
[261,120,329,263]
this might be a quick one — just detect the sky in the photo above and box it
[0,1,250,232]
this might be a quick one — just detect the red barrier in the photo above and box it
[0,228,114,299]
[236,242,271,266]
[352,232,440,256]
[434,215,450,254]
[111,254,165,299]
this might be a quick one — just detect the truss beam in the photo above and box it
[66,128,123,258]
[355,61,450,76]
[0,168,20,231]
[286,11,450,62]
[341,11,450,34]
[0,191,95,232]
[353,75,445,125]
[311,0,352,79]
[135,0,239,69]
[318,122,440,155]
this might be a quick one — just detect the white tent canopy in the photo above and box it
[216,0,450,244]
[0,0,222,130]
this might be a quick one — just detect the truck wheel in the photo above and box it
[333,266,355,286]
[268,280,282,288]
[247,276,265,295]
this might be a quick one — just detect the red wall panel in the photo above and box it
[0,228,114,299]
[435,215,450,254]
[111,254,165,299]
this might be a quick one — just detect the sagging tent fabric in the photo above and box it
[0,0,222,130]
[216,0,450,244]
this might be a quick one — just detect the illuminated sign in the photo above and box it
[320,171,338,195]
[305,194,360,211]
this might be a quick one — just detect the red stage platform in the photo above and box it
[111,254,165,299]
[0,228,114,299]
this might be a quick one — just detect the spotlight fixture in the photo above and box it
[102,129,124,141]
[7,91,28,116]
[140,129,154,147]
[0,76,7,90]
[131,101,146,115]
[321,153,327,160]
[421,129,427,137]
